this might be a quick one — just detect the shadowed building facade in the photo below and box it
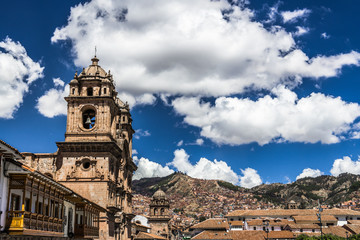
[20,57,137,240]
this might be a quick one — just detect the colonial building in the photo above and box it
[0,140,105,239]
[148,189,171,239]
[19,56,137,240]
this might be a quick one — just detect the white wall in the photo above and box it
[0,157,9,231]
[63,200,76,237]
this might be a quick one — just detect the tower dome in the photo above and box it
[82,56,107,77]
[153,189,166,200]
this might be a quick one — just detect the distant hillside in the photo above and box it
[132,172,249,217]
[252,173,360,208]
[132,172,360,212]
[133,172,243,197]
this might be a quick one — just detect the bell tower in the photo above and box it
[55,56,137,240]
[148,189,170,239]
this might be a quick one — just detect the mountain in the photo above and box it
[252,173,360,208]
[132,172,252,218]
[132,172,360,218]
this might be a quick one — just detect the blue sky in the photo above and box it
[2,0,360,188]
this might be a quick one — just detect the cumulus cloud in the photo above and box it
[239,168,262,188]
[118,92,156,108]
[195,138,204,146]
[168,149,240,184]
[51,0,360,103]
[294,26,309,36]
[134,129,151,139]
[177,140,184,147]
[330,156,360,177]
[281,9,311,23]
[133,156,174,180]
[0,37,44,118]
[296,168,323,180]
[36,78,68,118]
[321,32,330,39]
[132,148,262,187]
[172,86,360,145]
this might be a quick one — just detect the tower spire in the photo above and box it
[91,46,99,65]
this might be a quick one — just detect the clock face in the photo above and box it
[83,109,96,129]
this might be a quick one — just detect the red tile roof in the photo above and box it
[191,219,229,230]
[226,209,360,217]
[135,232,167,240]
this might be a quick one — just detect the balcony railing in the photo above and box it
[7,211,63,233]
[75,224,99,237]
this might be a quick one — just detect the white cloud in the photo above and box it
[330,156,360,177]
[118,92,156,108]
[133,156,174,180]
[284,176,291,184]
[0,37,44,118]
[36,78,69,118]
[134,129,151,139]
[296,168,323,180]
[321,32,330,39]
[281,9,311,23]
[239,168,262,188]
[195,138,204,145]
[172,86,360,145]
[53,77,65,87]
[168,149,240,184]
[294,26,309,36]
[132,149,138,155]
[177,140,184,147]
[51,0,360,103]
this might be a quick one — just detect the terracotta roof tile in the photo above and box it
[230,231,265,240]
[322,226,349,238]
[286,224,321,230]
[293,215,337,223]
[191,219,229,230]
[229,221,243,226]
[226,209,360,217]
[135,232,167,240]
[267,231,295,239]
[192,231,232,240]
[192,231,265,240]
[344,224,360,234]
[348,220,360,225]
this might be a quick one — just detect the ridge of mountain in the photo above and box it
[133,172,360,216]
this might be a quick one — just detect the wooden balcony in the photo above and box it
[7,211,63,236]
[75,224,99,237]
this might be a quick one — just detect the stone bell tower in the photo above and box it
[55,56,137,240]
[148,189,170,239]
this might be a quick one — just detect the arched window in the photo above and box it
[154,208,158,215]
[104,88,107,94]
[160,208,165,215]
[87,87,93,96]
[83,109,96,129]
[72,88,75,95]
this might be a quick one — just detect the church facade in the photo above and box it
[20,56,137,240]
